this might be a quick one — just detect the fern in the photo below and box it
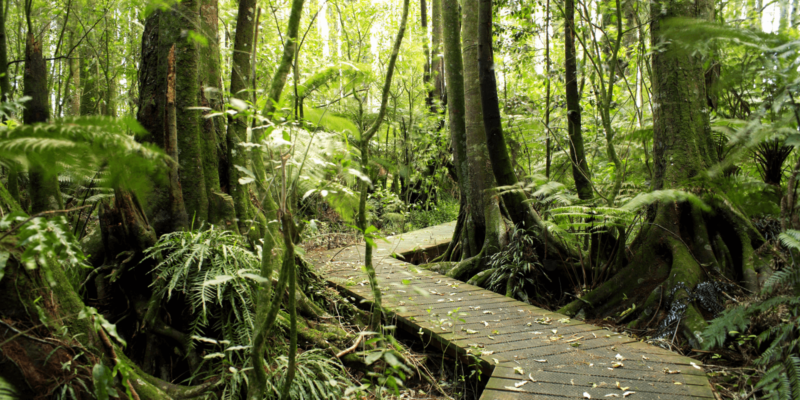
[620,189,710,213]
[263,349,348,400]
[0,116,169,200]
[143,227,261,360]
[702,229,800,398]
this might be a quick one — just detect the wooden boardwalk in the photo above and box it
[307,222,714,400]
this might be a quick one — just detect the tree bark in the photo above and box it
[430,0,444,110]
[565,0,593,200]
[442,0,471,256]
[227,0,258,234]
[25,33,62,213]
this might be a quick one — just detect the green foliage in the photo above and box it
[143,227,260,353]
[0,212,88,287]
[0,116,169,201]
[405,198,459,231]
[484,225,547,302]
[263,349,348,400]
[620,189,710,213]
[702,229,800,399]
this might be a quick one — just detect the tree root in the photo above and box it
[558,198,768,346]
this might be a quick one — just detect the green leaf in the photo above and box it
[364,349,384,366]
[0,252,9,283]
[92,363,113,400]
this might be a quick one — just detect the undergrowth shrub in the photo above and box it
[701,229,800,400]
[405,197,459,231]
[263,349,348,400]
[483,226,549,303]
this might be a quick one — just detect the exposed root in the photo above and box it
[558,197,769,346]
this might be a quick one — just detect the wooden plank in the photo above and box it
[484,376,705,400]
[312,222,714,400]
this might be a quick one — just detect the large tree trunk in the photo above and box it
[137,0,231,233]
[462,0,505,260]
[558,0,769,347]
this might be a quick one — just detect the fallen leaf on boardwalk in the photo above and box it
[615,354,626,361]
[615,382,629,391]
[622,391,635,397]
[566,336,584,343]
[531,331,543,334]
[558,318,571,323]
[663,368,681,374]
[483,311,494,315]
[571,379,575,385]
[440,327,447,331]
[465,329,478,334]
[549,336,561,341]
[535,359,547,363]
[481,321,489,326]
[514,366,524,375]
[481,350,494,356]
[529,373,536,382]
[691,362,702,370]
[605,394,620,397]
[641,356,649,360]
[551,329,558,334]
[611,362,624,368]
[504,387,524,392]
[584,392,592,398]
[493,358,500,365]
[526,322,533,326]
[515,380,528,387]
[571,342,582,347]
[488,335,495,340]
[674,382,682,385]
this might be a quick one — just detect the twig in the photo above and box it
[0,320,54,345]
[336,331,371,358]
[646,287,663,328]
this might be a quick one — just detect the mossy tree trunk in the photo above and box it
[461,0,505,261]
[137,0,232,233]
[558,0,768,347]
[226,0,258,234]
[441,0,470,257]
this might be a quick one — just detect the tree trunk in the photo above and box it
[476,0,574,263]
[172,0,209,223]
[430,0,445,110]
[262,0,306,119]
[25,33,62,213]
[441,0,472,256]
[227,0,257,234]
[137,0,231,233]
[565,0,593,200]
[558,0,769,347]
